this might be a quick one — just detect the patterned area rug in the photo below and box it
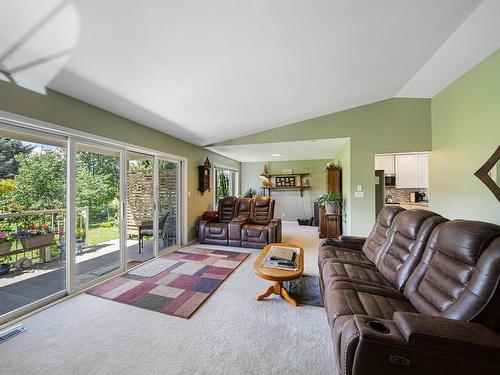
[86,248,249,318]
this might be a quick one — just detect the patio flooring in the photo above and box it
[0,239,171,316]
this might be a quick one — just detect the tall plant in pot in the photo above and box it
[318,192,342,214]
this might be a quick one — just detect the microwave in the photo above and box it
[385,175,396,187]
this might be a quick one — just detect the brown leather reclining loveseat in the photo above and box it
[199,196,282,248]
[319,206,500,375]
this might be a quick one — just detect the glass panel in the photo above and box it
[74,144,121,287]
[126,151,154,266]
[215,168,237,207]
[0,127,66,317]
[158,160,179,251]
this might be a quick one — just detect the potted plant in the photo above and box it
[243,187,257,198]
[318,192,342,214]
[0,231,13,256]
[18,224,55,250]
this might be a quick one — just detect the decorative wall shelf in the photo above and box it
[263,172,310,178]
[260,186,311,197]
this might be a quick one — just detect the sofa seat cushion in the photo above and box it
[321,259,394,290]
[207,223,227,235]
[203,223,229,242]
[242,224,268,243]
[323,282,415,325]
[319,245,372,267]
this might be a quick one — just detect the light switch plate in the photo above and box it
[355,191,365,198]
[357,185,363,191]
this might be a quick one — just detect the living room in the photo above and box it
[0,1,499,374]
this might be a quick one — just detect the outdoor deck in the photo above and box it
[0,240,158,315]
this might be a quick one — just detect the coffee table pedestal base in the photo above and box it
[256,281,298,307]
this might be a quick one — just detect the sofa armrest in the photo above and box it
[393,312,500,358]
[198,220,208,243]
[269,218,281,226]
[340,314,500,375]
[202,210,219,222]
[228,219,245,245]
[268,218,282,243]
[322,235,366,250]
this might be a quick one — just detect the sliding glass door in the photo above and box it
[74,144,121,287]
[126,151,155,267]
[0,125,67,317]
[158,159,180,251]
[0,118,184,324]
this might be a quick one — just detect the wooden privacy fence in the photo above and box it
[126,169,178,237]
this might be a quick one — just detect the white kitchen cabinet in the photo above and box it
[395,154,418,188]
[395,153,429,188]
[375,155,395,174]
[417,153,429,188]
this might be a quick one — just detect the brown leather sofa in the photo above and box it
[199,196,281,248]
[319,206,500,375]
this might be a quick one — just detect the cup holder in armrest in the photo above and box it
[367,320,390,334]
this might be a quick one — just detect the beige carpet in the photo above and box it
[0,223,336,375]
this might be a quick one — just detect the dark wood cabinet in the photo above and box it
[319,167,342,238]
[319,209,342,239]
[325,213,342,238]
[327,167,341,194]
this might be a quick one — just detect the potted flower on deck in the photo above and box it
[18,225,55,250]
[0,231,13,256]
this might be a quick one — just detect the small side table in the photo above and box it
[253,243,304,307]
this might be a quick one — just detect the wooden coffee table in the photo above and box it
[253,243,304,307]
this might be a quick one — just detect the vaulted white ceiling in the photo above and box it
[207,138,349,162]
[2,0,489,146]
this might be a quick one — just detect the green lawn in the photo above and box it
[87,224,119,246]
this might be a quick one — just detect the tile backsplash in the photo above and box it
[385,187,429,203]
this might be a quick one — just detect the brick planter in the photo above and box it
[0,241,12,255]
[20,233,55,250]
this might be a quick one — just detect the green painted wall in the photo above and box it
[430,48,500,224]
[0,82,240,241]
[213,98,432,235]
[332,140,351,233]
[241,159,331,222]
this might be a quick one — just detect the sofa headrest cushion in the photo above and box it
[436,220,500,264]
[393,209,442,239]
[220,196,238,207]
[377,206,405,228]
[254,196,270,207]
